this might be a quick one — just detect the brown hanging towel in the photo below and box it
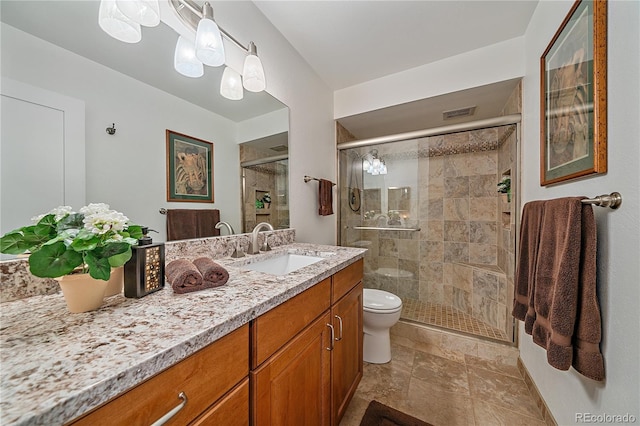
[318,179,334,216]
[166,209,220,241]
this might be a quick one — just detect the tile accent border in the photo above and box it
[517,357,558,426]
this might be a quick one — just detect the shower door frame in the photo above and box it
[336,114,522,345]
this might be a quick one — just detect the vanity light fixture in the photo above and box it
[242,42,266,92]
[220,66,244,100]
[362,149,388,175]
[98,0,267,101]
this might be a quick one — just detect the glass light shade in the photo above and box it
[242,54,266,92]
[195,18,225,66]
[116,0,160,27]
[220,67,243,100]
[380,164,388,175]
[174,36,203,78]
[98,0,141,43]
[371,168,380,176]
[372,158,381,168]
[362,159,370,170]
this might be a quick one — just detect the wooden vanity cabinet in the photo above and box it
[70,324,249,426]
[251,259,363,426]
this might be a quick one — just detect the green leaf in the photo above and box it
[84,252,111,280]
[108,247,132,267]
[126,225,144,240]
[56,213,84,232]
[97,241,131,259]
[70,235,98,252]
[28,242,83,278]
[0,232,31,254]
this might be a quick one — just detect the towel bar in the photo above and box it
[581,192,622,209]
[304,175,336,186]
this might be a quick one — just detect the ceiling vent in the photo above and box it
[443,106,476,120]
[270,144,288,152]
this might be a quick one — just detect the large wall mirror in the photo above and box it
[1,1,289,250]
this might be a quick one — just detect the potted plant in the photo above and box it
[262,193,272,209]
[0,203,142,312]
[497,176,511,202]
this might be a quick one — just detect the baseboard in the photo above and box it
[517,357,558,426]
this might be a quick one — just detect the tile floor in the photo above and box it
[340,325,548,426]
[401,298,510,342]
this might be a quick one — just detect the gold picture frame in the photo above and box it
[166,130,214,203]
[540,0,607,186]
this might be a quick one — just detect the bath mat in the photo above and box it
[359,400,432,426]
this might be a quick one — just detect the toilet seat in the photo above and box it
[363,289,402,313]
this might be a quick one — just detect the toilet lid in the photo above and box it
[363,289,402,311]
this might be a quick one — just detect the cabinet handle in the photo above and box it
[334,315,343,341]
[326,323,335,351]
[150,391,188,426]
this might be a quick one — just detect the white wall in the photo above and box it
[1,23,240,242]
[334,36,525,119]
[520,1,640,423]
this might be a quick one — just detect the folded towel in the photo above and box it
[166,259,203,294]
[318,179,334,216]
[166,209,220,241]
[193,257,229,287]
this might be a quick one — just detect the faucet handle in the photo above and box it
[231,240,245,258]
[261,235,272,252]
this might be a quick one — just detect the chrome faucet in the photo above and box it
[215,221,235,235]
[250,222,274,254]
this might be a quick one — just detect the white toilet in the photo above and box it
[363,288,403,364]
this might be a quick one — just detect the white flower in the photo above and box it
[80,203,111,216]
[83,209,129,235]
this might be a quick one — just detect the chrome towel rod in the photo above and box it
[304,175,336,186]
[582,192,622,209]
[159,208,167,215]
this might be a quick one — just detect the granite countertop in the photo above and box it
[0,242,366,425]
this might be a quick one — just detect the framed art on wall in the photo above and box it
[166,130,214,202]
[540,0,607,186]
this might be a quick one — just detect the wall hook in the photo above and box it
[106,123,116,135]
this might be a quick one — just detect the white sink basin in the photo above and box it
[240,253,325,275]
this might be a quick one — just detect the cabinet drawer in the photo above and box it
[332,259,363,304]
[251,278,331,368]
[191,378,249,426]
[71,324,249,426]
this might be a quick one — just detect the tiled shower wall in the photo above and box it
[240,145,289,232]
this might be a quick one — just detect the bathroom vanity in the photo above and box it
[0,242,365,426]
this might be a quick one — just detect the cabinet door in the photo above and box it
[332,282,363,425]
[252,312,332,426]
[191,379,249,426]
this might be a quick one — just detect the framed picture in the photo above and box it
[540,0,607,186]
[166,130,214,202]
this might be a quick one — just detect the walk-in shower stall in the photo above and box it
[338,116,520,343]
[241,156,289,233]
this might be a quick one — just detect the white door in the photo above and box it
[0,78,85,237]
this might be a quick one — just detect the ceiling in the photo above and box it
[1,0,538,138]
[253,0,537,139]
